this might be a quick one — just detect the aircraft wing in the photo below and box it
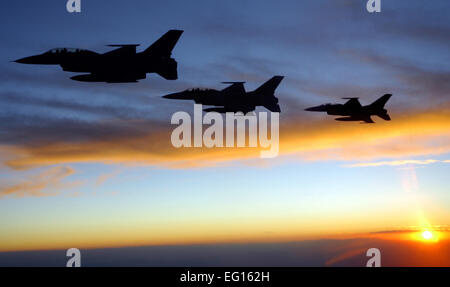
[203,104,255,114]
[335,115,374,123]
[71,71,146,83]
[342,97,362,109]
[103,44,140,56]
[203,107,228,113]
[221,82,246,95]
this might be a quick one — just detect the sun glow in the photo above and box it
[422,230,433,240]
[411,230,440,243]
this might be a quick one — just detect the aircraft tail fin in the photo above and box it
[370,94,392,110]
[255,76,284,95]
[255,76,283,113]
[144,30,183,57]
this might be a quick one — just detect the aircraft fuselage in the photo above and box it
[163,76,283,113]
[15,50,177,81]
[309,104,387,117]
[305,94,392,123]
[163,89,279,113]
[14,30,184,83]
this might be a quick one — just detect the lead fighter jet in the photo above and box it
[14,30,183,83]
[305,94,392,123]
[163,76,284,113]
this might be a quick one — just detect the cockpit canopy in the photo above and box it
[185,88,213,93]
[46,48,90,54]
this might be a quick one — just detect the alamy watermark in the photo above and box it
[66,248,81,267]
[64,247,380,267]
[170,104,280,158]
[366,0,381,13]
[66,0,81,13]
[366,248,381,267]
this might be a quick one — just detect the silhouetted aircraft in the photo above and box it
[14,30,183,83]
[163,76,284,113]
[305,94,392,123]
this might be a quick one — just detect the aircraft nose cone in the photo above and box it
[14,55,46,64]
[162,92,193,100]
[14,55,50,64]
[305,105,326,112]
[14,56,32,64]
[162,92,179,99]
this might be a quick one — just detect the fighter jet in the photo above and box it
[14,30,183,83]
[305,94,392,123]
[163,76,284,113]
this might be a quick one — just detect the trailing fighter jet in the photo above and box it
[305,94,392,123]
[14,30,183,83]
[163,76,284,113]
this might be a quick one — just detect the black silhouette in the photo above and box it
[14,30,184,83]
[163,76,284,113]
[305,94,392,123]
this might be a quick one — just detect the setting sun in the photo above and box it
[408,229,442,243]
[422,231,433,240]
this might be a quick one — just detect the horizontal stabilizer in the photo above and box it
[263,103,281,113]
[156,69,178,80]
[377,113,391,121]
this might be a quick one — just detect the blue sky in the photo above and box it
[0,0,449,256]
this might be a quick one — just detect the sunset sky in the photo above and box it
[0,0,449,266]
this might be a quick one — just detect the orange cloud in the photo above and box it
[1,106,449,170]
[95,168,122,187]
[281,106,450,161]
[0,166,76,198]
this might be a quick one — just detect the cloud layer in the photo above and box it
[1,105,449,170]
[0,166,76,198]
